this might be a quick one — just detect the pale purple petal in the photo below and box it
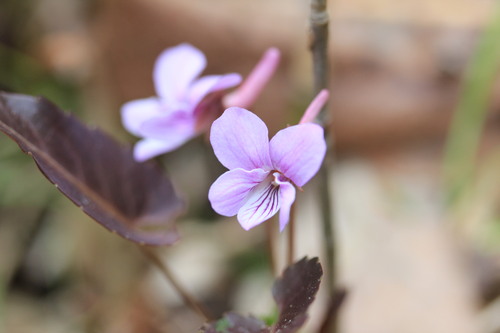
[133,136,193,161]
[211,107,272,170]
[121,97,163,136]
[208,168,269,217]
[274,175,296,231]
[299,89,329,124]
[154,43,206,103]
[138,111,196,140]
[269,123,326,187]
[223,47,280,109]
[188,73,242,107]
[237,177,280,230]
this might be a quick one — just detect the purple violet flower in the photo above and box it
[121,43,280,162]
[208,90,329,231]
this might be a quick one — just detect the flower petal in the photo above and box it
[154,43,206,103]
[223,47,280,109]
[188,73,242,107]
[208,168,269,217]
[121,97,163,136]
[274,176,296,232]
[237,176,281,230]
[210,107,272,170]
[138,111,196,140]
[269,123,326,187]
[299,89,329,124]
[133,134,193,162]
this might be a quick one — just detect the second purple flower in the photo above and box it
[121,43,280,161]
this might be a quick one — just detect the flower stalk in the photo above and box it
[287,203,296,266]
[138,245,212,321]
[266,221,277,277]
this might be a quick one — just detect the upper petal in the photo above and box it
[188,73,242,107]
[210,107,272,170]
[237,176,280,230]
[154,44,206,103]
[299,89,329,124]
[223,47,280,109]
[208,168,269,217]
[269,123,326,187]
[121,97,163,136]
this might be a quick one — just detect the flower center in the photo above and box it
[271,171,288,187]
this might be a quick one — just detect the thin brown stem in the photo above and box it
[310,0,330,100]
[266,221,277,277]
[310,2,341,332]
[287,204,296,266]
[310,0,335,294]
[138,245,212,321]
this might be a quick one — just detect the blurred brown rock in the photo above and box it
[92,0,498,152]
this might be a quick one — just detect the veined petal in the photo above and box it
[138,111,196,140]
[211,107,272,170]
[270,123,326,187]
[274,175,296,231]
[154,44,206,103]
[237,176,280,230]
[208,168,269,217]
[133,134,193,162]
[121,97,163,136]
[189,73,242,107]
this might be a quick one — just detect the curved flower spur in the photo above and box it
[121,43,280,161]
[208,90,329,231]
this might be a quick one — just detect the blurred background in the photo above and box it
[1,0,500,332]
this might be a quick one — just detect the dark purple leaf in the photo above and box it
[272,257,323,333]
[199,258,322,333]
[0,92,184,245]
[200,312,270,333]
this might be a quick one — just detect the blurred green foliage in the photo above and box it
[0,3,83,321]
[0,0,81,109]
[0,44,81,112]
[443,3,500,205]
[0,0,82,208]
[229,246,270,277]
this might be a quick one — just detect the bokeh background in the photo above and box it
[1,0,500,332]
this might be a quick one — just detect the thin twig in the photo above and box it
[287,204,296,266]
[138,245,212,321]
[309,0,335,293]
[309,2,342,332]
[310,0,330,101]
